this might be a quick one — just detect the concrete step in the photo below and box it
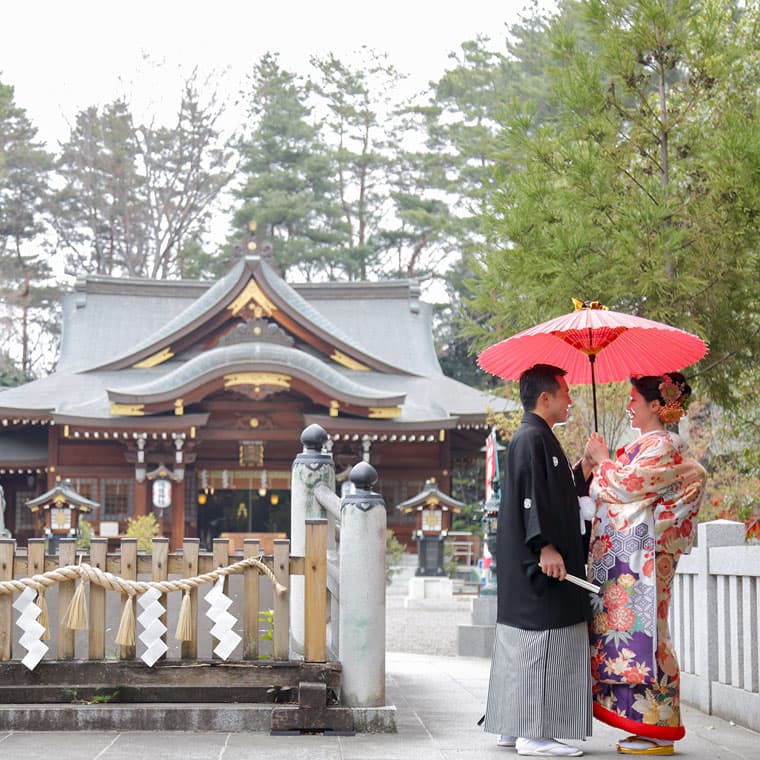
[0,684,284,704]
[0,702,397,733]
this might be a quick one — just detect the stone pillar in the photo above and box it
[290,424,334,657]
[339,462,386,707]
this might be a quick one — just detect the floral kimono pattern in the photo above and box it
[588,431,706,741]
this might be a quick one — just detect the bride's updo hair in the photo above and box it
[631,372,692,425]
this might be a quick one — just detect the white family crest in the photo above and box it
[552,456,559,467]
[523,498,532,510]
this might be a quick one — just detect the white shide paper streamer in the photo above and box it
[14,586,49,671]
[204,576,241,660]
[137,586,168,667]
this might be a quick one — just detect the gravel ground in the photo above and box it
[385,594,474,656]
[384,556,478,656]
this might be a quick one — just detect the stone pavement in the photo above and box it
[0,651,756,759]
[0,568,757,759]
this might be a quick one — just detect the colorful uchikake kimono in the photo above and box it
[588,430,707,742]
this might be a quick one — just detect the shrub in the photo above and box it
[125,513,161,552]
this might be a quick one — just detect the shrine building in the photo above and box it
[0,241,508,549]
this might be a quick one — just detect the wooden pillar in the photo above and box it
[133,479,149,518]
[438,429,452,493]
[47,426,60,489]
[119,538,137,661]
[152,537,169,659]
[57,539,77,659]
[243,539,261,660]
[180,538,200,660]
[304,518,327,663]
[211,538,230,659]
[88,538,108,659]
[272,539,290,661]
[170,479,186,551]
[0,539,15,661]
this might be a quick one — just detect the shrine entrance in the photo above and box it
[197,487,290,551]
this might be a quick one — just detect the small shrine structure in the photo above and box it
[396,478,465,576]
[26,478,100,550]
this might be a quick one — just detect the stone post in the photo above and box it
[339,462,386,707]
[290,424,334,657]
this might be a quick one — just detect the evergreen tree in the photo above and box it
[468,0,760,409]
[233,53,339,280]
[53,100,145,276]
[52,71,234,279]
[0,79,57,375]
[309,49,405,281]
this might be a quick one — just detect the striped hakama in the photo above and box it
[484,621,592,741]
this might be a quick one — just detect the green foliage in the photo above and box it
[0,78,58,375]
[450,503,486,536]
[468,0,760,414]
[258,608,274,642]
[442,541,460,579]
[682,398,760,538]
[77,518,93,552]
[0,352,33,386]
[88,686,125,704]
[125,513,160,552]
[51,70,235,279]
[233,53,339,280]
[385,529,406,586]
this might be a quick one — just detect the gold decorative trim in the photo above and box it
[228,280,277,317]
[224,371,291,389]
[330,350,369,371]
[439,429,446,442]
[329,400,340,417]
[133,347,174,368]
[64,425,70,438]
[174,398,184,416]
[368,406,401,419]
[110,403,145,417]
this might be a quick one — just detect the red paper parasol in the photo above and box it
[477,300,708,430]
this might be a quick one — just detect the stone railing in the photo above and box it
[671,519,760,732]
[289,423,387,709]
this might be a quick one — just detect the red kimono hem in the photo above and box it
[593,703,686,741]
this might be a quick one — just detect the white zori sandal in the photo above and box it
[516,737,583,757]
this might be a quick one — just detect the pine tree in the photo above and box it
[469,0,760,408]
[0,79,57,375]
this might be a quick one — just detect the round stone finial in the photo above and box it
[301,424,328,451]
[349,461,378,491]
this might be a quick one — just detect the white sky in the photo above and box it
[2,0,552,148]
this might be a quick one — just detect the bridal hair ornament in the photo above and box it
[658,374,688,424]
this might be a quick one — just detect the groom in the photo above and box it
[483,364,592,757]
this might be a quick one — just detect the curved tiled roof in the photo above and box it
[107,342,405,408]
[396,480,466,512]
[87,261,248,371]
[90,256,407,374]
[254,258,407,373]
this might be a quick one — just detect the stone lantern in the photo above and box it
[480,477,500,595]
[396,478,465,576]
